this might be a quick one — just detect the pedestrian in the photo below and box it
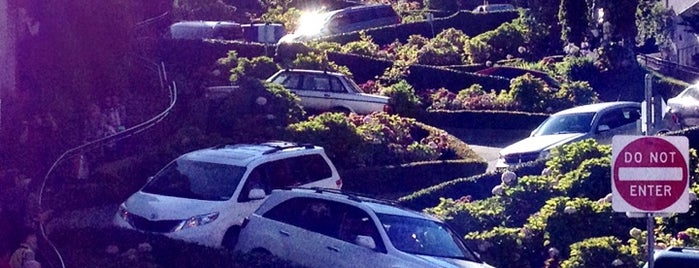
[8,231,39,268]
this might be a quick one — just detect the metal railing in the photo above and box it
[637,53,699,83]
[37,59,177,268]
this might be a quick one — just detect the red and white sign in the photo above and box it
[612,136,689,213]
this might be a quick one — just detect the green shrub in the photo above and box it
[508,73,552,112]
[524,197,641,259]
[398,159,547,210]
[465,227,532,268]
[212,77,305,142]
[557,157,611,200]
[290,51,352,76]
[427,197,506,235]
[555,56,598,83]
[553,81,599,109]
[230,56,280,83]
[417,43,463,65]
[560,236,639,268]
[501,175,561,227]
[285,112,458,169]
[340,32,380,57]
[260,6,301,33]
[546,139,611,176]
[424,0,458,12]
[464,38,492,63]
[381,80,424,118]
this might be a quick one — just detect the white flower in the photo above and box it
[492,184,504,196]
[548,247,559,257]
[518,46,527,54]
[212,69,221,76]
[266,114,276,120]
[612,259,624,266]
[563,206,577,214]
[501,171,517,185]
[690,192,697,202]
[541,167,552,176]
[629,227,642,238]
[255,96,267,106]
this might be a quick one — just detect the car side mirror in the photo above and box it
[597,124,611,133]
[248,188,266,200]
[355,235,376,250]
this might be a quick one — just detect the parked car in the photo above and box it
[475,66,561,89]
[643,247,699,268]
[266,69,391,114]
[277,4,400,43]
[113,141,342,248]
[665,84,699,130]
[235,188,494,268]
[471,4,516,13]
[165,21,243,40]
[497,101,642,169]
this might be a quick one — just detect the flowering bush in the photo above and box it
[286,112,457,169]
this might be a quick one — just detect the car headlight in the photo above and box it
[118,204,130,221]
[173,212,220,232]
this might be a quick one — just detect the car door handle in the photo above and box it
[326,246,339,252]
[279,230,290,236]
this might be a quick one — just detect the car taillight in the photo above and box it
[383,104,393,113]
[672,112,680,124]
[336,178,343,189]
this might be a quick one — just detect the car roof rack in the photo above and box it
[303,187,404,207]
[261,141,315,155]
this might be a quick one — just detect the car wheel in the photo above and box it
[222,226,240,249]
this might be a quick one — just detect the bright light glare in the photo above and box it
[295,10,328,36]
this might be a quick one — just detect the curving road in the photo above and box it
[446,128,531,172]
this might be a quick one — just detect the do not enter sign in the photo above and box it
[612,136,689,213]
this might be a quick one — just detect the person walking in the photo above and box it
[8,231,40,268]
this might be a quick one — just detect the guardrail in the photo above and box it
[637,54,699,83]
[38,58,177,268]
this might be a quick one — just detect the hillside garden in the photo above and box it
[10,0,699,267]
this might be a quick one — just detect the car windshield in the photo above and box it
[533,112,595,136]
[378,213,479,261]
[141,158,245,201]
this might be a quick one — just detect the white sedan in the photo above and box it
[266,69,391,115]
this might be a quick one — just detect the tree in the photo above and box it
[515,0,564,55]
[599,0,639,47]
[636,0,674,48]
[559,0,590,45]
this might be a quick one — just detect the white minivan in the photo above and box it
[113,141,342,248]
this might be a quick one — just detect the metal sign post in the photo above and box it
[645,74,654,268]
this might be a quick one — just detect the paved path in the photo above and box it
[446,128,530,173]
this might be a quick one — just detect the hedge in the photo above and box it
[340,159,487,198]
[159,39,268,72]
[46,227,301,268]
[325,51,511,91]
[319,10,519,45]
[665,125,699,150]
[418,110,549,130]
[398,159,547,210]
